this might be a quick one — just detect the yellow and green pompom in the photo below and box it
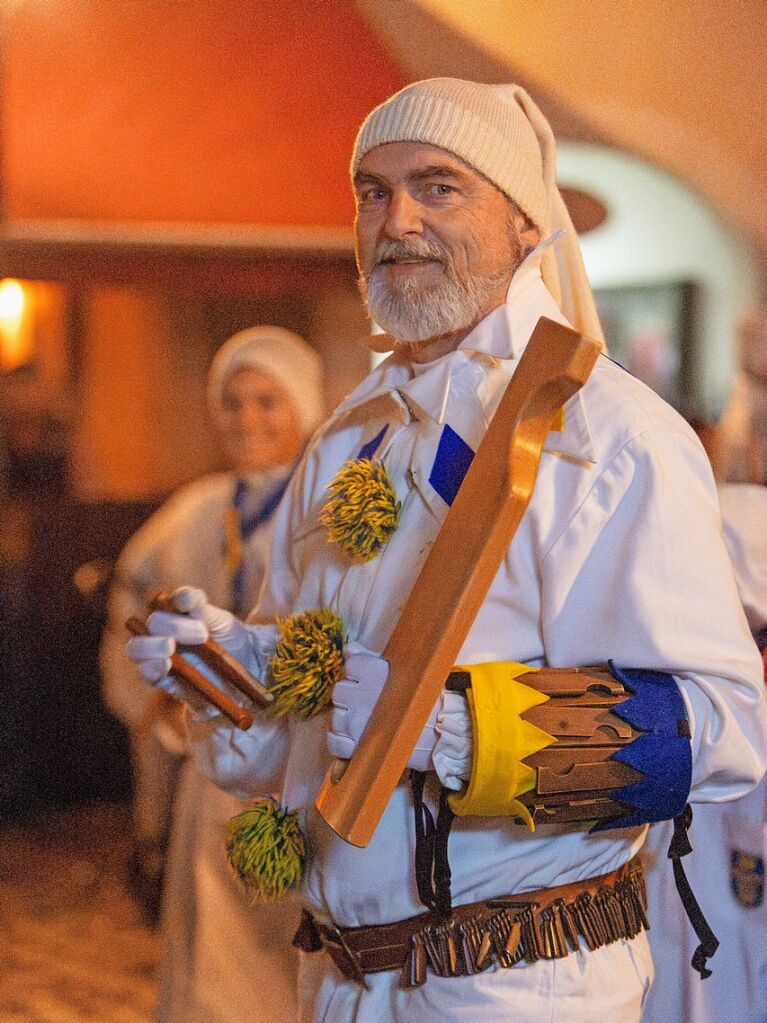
[320,457,400,562]
[268,607,346,719]
[227,797,306,899]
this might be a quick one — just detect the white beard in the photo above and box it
[359,240,518,344]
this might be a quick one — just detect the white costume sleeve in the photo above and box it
[188,709,291,801]
[540,427,767,803]
[252,439,318,622]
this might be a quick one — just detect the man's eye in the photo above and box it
[428,183,455,197]
[358,187,387,203]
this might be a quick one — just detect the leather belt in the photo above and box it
[293,858,648,988]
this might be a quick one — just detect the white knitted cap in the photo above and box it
[353,79,550,233]
[207,326,324,435]
[352,78,604,345]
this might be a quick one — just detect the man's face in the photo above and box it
[354,142,539,346]
[217,367,304,474]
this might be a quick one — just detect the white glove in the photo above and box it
[433,692,473,791]
[327,643,473,788]
[125,586,273,714]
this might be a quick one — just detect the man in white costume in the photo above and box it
[102,326,324,1023]
[642,483,767,1023]
[127,80,767,1023]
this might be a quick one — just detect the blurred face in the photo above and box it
[354,142,539,358]
[217,367,304,473]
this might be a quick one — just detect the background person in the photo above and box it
[101,325,323,1023]
[642,482,767,1023]
[718,310,767,484]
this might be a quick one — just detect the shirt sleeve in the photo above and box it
[540,426,767,802]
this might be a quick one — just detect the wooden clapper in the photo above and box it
[314,316,601,847]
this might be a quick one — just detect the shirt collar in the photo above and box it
[334,250,597,464]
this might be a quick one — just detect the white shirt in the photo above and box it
[190,257,767,1003]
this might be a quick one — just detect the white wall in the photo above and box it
[558,143,758,415]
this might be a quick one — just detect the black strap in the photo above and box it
[668,804,719,979]
[432,786,455,917]
[409,771,455,919]
[411,770,437,911]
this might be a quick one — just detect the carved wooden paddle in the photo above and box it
[314,316,601,847]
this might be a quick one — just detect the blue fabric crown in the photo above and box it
[591,662,692,832]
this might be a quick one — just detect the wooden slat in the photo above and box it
[522,704,635,742]
[535,760,640,795]
[516,793,628,827]
[516,666,624,698]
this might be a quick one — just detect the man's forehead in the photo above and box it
[355,141,477,182]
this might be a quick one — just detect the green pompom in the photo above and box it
[268,607,346,719]
[320,457,400,562]
[227,797,306,899]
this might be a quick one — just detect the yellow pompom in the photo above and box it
[227,797,306,899]
[320,457,400,562]
[269,607,346,719]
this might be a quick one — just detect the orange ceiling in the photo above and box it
[3,0,766,253]
[373,0,767,251]
[2,0,405,227]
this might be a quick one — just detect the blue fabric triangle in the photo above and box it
[591,734,692,831]
[429,424,475,507]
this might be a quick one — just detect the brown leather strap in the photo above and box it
[294,858,647,985]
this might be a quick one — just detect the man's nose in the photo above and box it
[382,189,424,240]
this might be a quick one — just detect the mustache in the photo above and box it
[368,238,450,274]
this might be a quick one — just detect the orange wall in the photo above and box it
[4,0,405,227]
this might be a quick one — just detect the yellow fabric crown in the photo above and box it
[448,661,556,829]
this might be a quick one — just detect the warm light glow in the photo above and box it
[0,279,25,322]
[0,278,34,371]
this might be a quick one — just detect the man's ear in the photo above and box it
[511,207,541,259]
